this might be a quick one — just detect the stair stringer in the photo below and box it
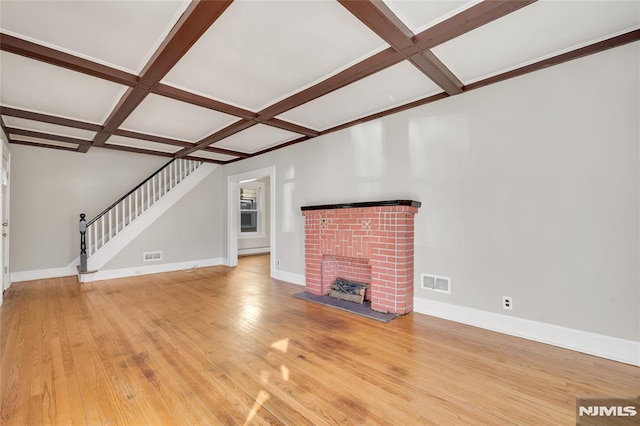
[68,162,217,274]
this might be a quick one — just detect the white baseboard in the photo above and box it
[11,265,77,283]
[413,297,640,367]
[79,257,226,282]
[272,270,305,286]
[238,247,271,255]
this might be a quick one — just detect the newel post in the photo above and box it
[79,213,87,273]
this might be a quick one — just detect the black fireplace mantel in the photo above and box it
[300,200,421,211]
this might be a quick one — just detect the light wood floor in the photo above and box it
[1,254,638,425]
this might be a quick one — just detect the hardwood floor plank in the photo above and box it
[1,255,638,425]
[213,370,285,425]
[0,295,27,423]
[65,297,110,425]
[229,353,340,426]
[54,287,89,425]
[217,357,315,426]
[49,336,73,426]
[289,320,552,421]
[96,301,222,424]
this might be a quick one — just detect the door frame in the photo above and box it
[1,141,10,299]
[227,166,276,277]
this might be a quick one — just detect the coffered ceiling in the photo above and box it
[1,0,638,164]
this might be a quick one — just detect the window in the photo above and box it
[240,187,258,233]
[239,182,264,236]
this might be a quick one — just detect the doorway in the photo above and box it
[227,166,276,277]
[236,253,270,276]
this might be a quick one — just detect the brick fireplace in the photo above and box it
[301,200,421,315]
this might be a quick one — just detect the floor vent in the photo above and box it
[143,251,162,262]
[421,274,451,294]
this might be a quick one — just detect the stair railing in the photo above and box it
[78,158,202,271]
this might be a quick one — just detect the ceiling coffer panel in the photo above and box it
[192,150,238,163]
[106,135,182,154]
[1,116,96,140]
[0,51,128,124]
[10,135,78,150]
[162,0,388,111]
[432,0,640,84]
[214,124,302,154]
[120,94,239,143]
[278,60,443,131]
[0,0,638,163]
[0,0,190,74]
[382,0,477,34]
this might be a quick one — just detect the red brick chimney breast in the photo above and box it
[301,201,420,314]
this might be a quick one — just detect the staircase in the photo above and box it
[76,158,215,279]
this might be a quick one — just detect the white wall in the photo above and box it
[222,42,639,342]
[10,145,166,272]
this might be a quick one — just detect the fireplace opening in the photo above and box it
[329,278,368,304]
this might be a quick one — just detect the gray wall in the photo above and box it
[103,167,224,269]
[10,146,166,271]
[221,43,639,341]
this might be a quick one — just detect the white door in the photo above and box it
[2,153,9,292]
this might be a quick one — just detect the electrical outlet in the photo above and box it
[276,259,281,267]
[502,296,513,310]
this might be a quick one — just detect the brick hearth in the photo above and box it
[301,200,421,314]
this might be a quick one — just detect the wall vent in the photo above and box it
[143,251,162,262]
[421,273,451,294]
